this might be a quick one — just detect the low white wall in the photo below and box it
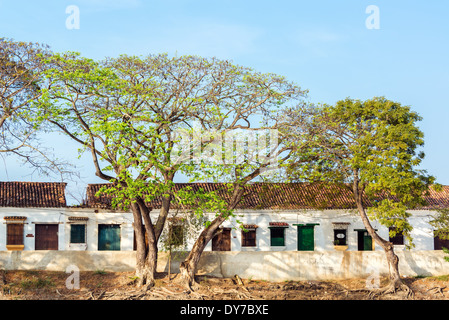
[1,250,449,281]
[197,251,449,281]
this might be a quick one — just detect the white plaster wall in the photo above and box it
[0,207,442,252]
[201,209,437,252]
[63,208,134,251]
[0,208,66,251]
[408,211,436,251]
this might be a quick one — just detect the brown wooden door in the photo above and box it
[212,228,231,251]
[35,224,59,250]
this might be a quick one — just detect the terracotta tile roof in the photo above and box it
[86,183,449,210]
[269,222,289,227]
[419,185,449,209]
[0,181,67,208]
[4,216,27,221]
[243,224,258,229]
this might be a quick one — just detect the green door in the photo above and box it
[363,232,373,251]
[297,226,315,251]
[357,230,373,251]
[98,224,121,251]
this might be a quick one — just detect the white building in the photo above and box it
[1,181,449,253]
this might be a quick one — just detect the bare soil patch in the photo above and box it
[0,270,448,300]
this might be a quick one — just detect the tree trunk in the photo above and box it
[384,243,402,283]
[179,216,225,289]
[131,203,147,287]
[179,184,244,289]
[358,208,413,296]
[154,195,172,241]
[133,243,157,288]
[131,200,157,289]
[144,241,158,288]
[135,258,154,288]
[130,184,173,288]
[352,173,412,297]
[168,249,172,280]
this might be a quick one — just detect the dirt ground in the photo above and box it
[0,270,448,300]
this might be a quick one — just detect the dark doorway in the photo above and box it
[434,231,449,250]
[357,230,373,251]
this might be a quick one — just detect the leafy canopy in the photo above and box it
[285,97,435,247]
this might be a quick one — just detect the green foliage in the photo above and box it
[39,50,305,212]
[430,209,449,253]
[368,199,414,249]
[94,269,107,275]
[37,50,307,274]
[285,97,435,245]
[429,208,449,269]
[443,247,449,263]
[19,277,54,289]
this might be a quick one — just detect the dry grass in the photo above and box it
[0,270,448,300]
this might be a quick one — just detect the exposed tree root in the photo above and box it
[83,286,184,300]
[189,281,201,292]
[234,275,249,290]
[87,290,107,300]
[369,280,414,300]
[172,271,201,292]
[426,286,446,297]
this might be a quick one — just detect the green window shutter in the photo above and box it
[363,232,373,251]
[297,226,314,251]
[70,224,86,244]
[270,228,285,246]
[98,224,121,251]
[355,229,374,251]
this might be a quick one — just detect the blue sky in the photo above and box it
[0,0,448,202]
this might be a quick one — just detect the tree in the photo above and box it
[284,97,435,297]
[177,101,312,289]
[40,52,219,287]
[0,39,70,178]
[160,205,208,280]
[429,204,449,257]
[39,51,307,288]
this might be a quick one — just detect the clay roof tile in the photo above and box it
[0,181,67,208]
[85,183,449,211]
